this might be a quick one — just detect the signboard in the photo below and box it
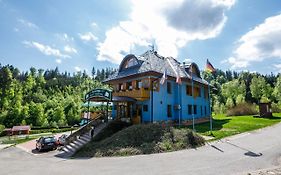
[85,88,112,101]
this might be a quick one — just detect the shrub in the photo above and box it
[227,103,258,116]
[93,120,131,142]
[272,103,281,113]
[0,124,5,136]
[29,127,76,134]
[75,124,205,157]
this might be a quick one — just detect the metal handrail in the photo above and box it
[64,114,104,145]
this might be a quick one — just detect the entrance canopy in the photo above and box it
[85,88,112,102]
[112,96,137,102]
[85,88,136,103]
[81,101,113,107]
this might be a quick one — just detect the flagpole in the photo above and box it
[208,82,212,132]
[191,67,195,131]
[178,83,180,126]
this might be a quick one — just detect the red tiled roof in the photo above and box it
[11,125,31,131]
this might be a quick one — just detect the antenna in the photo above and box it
[149,44,154,52]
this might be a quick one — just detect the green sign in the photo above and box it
[85,88,112,101]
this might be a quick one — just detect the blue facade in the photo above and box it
[139,80,210,123]
[105,51,211,124]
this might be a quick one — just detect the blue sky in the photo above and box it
[0,0,281,75]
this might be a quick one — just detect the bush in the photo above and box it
[75,124,205,157]
[92,120,131,142]
[227,103,258,116]
[0,124,5,136]
[29,127,77,134]
[272,103,281,113]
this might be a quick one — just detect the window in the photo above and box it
[167,105,172,118]
[205,87,209,99]
[188,105,197,115]
[205,106,207,115]
[188,105,192,115]
[118,83,123,91]
[167,82,172,94]
[197,87,201,97]
[113,105,117,110]
[186,85,192,96]
[125,58,138,68]
[200,106,203,115]
[143,105,148,112]
[126,82,132,90]
[136,80,142,90]
[194,105,197,114]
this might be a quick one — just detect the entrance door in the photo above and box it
[135,105,142,124]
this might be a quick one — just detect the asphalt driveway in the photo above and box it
[1,123,281,175]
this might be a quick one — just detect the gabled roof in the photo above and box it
[11,125,31,131]
[104,50,209,85]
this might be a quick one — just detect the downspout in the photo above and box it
[150,76,153,123]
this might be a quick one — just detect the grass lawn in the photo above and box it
[194,113,281,140]
[0,132,53,145]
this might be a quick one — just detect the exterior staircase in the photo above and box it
[56,116,107,158]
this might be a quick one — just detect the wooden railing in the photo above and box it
[113,88,150,101]
[64,114,104,145]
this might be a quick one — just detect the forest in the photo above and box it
[0,64,115,130]
[0,63,280,131]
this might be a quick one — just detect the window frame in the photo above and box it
[143,105,148,112]
[167,82,172,94]
[167,105,172,118]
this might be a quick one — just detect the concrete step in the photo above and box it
[80,136,91,142]
[62,146,75,154]
[56,122,108,158]
[72,140,85,147]
[69,142,81,149]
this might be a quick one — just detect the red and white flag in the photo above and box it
[160,70,167,85]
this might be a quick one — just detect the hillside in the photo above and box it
[75,123,205,157]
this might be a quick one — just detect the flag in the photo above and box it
[176,76,182,84]
[205,59,216,73]
[160,70,167,85]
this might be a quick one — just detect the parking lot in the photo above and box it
[16,133,67,157]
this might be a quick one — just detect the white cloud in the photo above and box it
[274,64,281,72]
[79,32,98,42]
[13,28,19,32]
[64,45,77,54]
[23,41,71,58]
[91,22,98,28]
[55,33,75,43]
[97,0,235,64]
[74,66,81,72]
[56,59,62,64]
[183,58,192,63]
[226,14,281,68]
[18,18,38,29]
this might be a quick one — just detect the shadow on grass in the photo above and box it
[193,118,231,133]
[253,115,281,120]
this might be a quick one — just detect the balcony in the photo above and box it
[113,88,150,101]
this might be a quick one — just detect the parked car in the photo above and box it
[36,136,58,152]
[58,134,68,146]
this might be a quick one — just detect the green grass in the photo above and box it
[194,113,281,140]
[0,132,53,145]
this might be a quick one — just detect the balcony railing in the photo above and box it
[113,88,150,101]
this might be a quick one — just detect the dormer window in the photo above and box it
[119,54,140,72]
[125,57,138,68]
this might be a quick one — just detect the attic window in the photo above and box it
[125,57,138,68]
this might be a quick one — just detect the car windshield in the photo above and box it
[44,137,56,143]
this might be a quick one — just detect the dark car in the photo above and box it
[36,136,58,152]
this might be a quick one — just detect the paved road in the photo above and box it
[1,123,281,175]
